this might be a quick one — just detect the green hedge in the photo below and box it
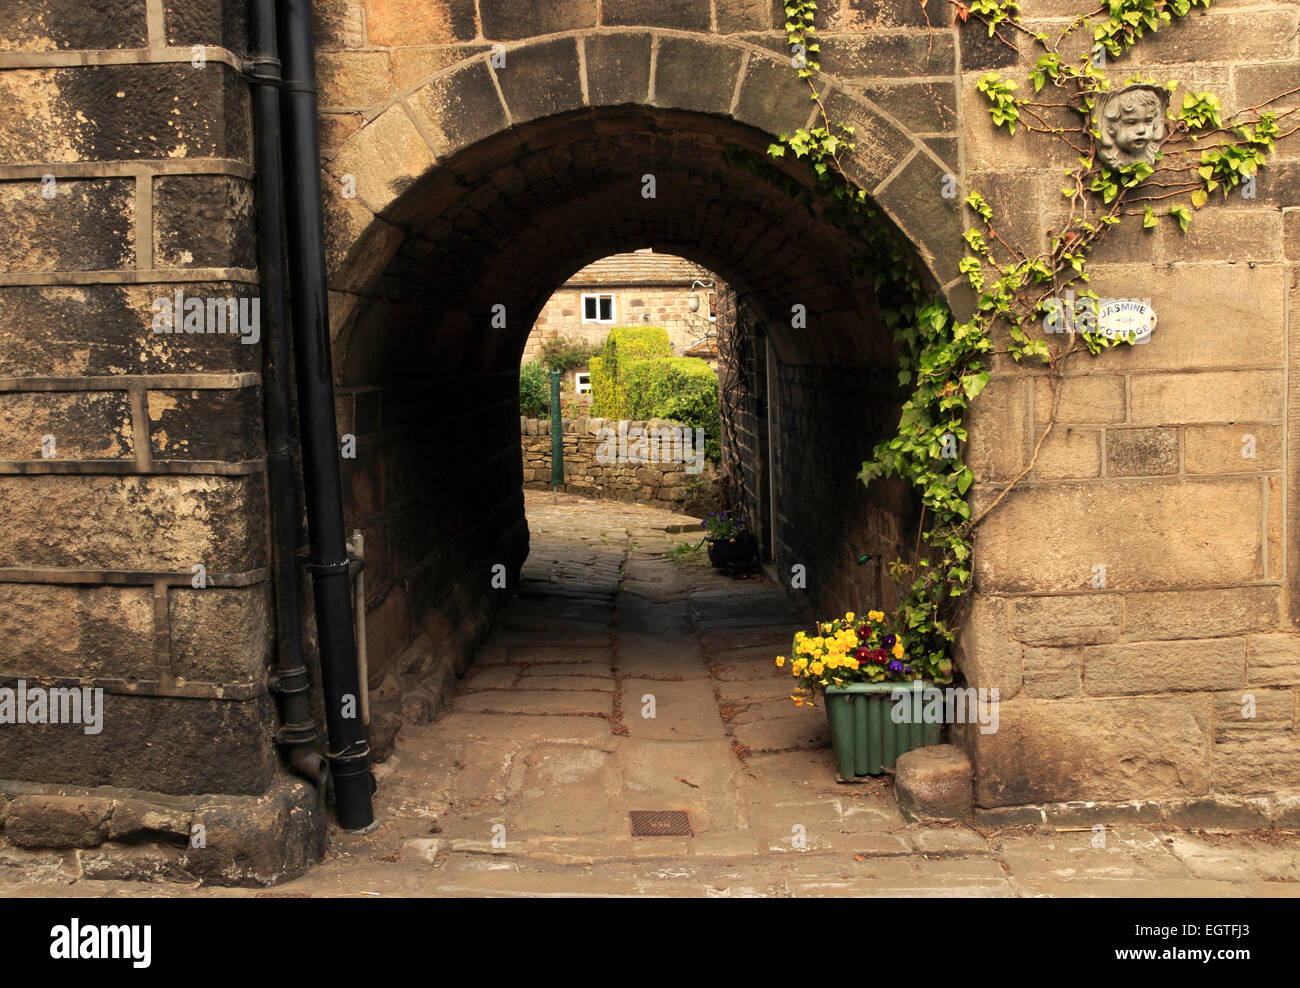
[589,326,673,419]
[623,357,721,462]
[518,359,549,418]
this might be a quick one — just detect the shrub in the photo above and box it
[538,335,600,374]
[518,359,550,418]
[589,326,673,418]
[622,356,721,462]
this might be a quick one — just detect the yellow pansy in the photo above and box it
[775,655,786,667]
[893,641,905,659]
[868,610,885,622]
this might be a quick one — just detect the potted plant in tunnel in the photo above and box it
[777,610,946,781]
[702,511,758,571]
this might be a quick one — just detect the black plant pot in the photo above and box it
[706,532,758,571]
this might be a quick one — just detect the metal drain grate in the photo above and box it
[628,810,693,837]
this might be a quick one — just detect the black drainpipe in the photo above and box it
[247,0,328,789]
[273,0,375,831]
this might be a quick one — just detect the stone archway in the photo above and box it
[312,32,963,687]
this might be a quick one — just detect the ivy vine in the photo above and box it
[760,0,1292,685]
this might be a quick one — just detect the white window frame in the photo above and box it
[574,371,592,395]
[581,293,615,324]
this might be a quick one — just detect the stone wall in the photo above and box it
[337,373,527,689]
[521,416,712,512]
[947,2,1300,815]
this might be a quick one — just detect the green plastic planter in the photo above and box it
[823,681,942,779]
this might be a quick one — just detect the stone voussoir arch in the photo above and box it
[319,28,968,334]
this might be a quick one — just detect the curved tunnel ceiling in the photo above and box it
[334,107,929,386]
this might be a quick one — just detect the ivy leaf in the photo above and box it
[1143,205,1158,228]
[1168,204,1191,232]
[960,371,990,400]
[1190,187,1208,208]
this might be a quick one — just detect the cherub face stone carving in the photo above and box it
[1095,85,1168,169]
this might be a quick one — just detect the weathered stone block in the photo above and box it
[182,777,326,886]
[107,799,192,843]
[0,475,267,571]
[587,32,655,107]
[316,1,367,50]
[820,32,955,78]
[1213,688,1292,737]
[861,80,958,134]
[1008,594,1121,647]
[875,147,964,280]
[603,0,711,30]
[1160,208,1282,264]
[481,0,596,38]
[169,586,271,683]
[1130,370,1283,425]
[148,387,263,461]
[1105,427,1179,477]
[5,795,112,848]
[652,36,744,116]
[1185,424,1281,474]
[1212,732,1300,794]
[0,178,134,273]
[973,479,1263,593]
[364,0,477,46]
[408,59,510,158]
[0,0,146,51]
[1022,647,1081,698]
[1034,426,1101,480]
[328,104,435,215]
[163,0,247,50]
[734,52,823,137]
[717,0,779,33]
[1120,588,1277,646]
[953,594,1021,699]
[316,51,394,109]
[495,38,585,125]
[967,695,1211,806]
[0,65,249,164]
[1082,265,1285,374]
[1164,794,1272,830]
[1246,634,1300,687]
[0,584,156,679]
[0,693,278,794]
[1082,638,1246,696]
[967,378,1029,482]
[0,392,133,461]
[894,744,973,822]
[153,175,257,269]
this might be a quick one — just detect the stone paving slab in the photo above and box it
[452,690,613,717]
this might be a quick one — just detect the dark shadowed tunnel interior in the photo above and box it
[328,107,925,682]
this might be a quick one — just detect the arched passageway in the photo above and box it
[328,106,939,682]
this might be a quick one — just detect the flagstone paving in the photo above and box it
[4,491,1299,897]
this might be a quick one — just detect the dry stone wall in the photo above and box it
[521,416,712,513]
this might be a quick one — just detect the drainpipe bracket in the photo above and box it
[244,54,282,86]
[304,558,350,577]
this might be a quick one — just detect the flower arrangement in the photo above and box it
[776,610,918,707]
[701,510,745,539]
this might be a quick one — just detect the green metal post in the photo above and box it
[549,370,563,495]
